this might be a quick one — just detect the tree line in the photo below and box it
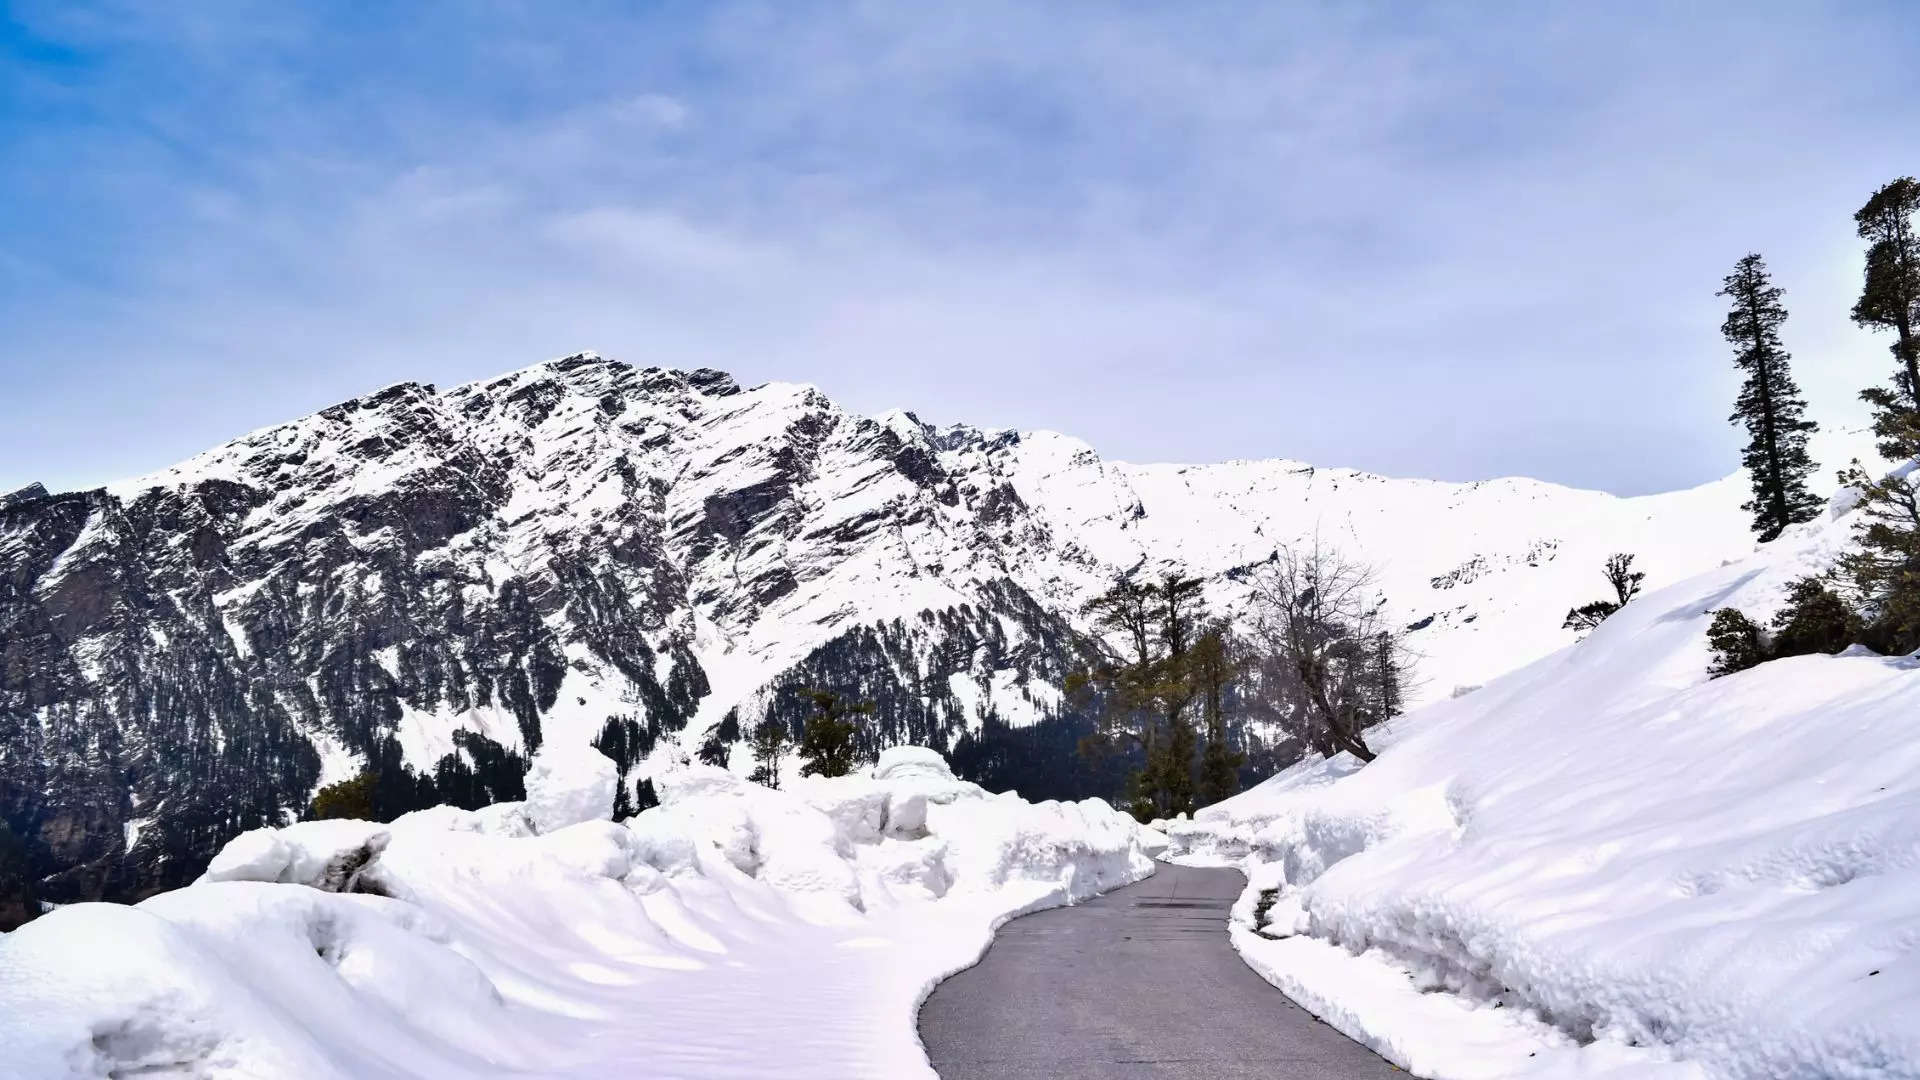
[1070,540,1413,822]
[1703,176,1920,674]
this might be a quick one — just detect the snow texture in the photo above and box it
[0,747,1156,1079]
[522,741,619,834]
[1166,484,1920,1080]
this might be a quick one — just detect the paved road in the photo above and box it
[918,862,1405,1079]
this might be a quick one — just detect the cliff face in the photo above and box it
[0,353,1755,914]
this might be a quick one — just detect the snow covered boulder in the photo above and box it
[199,819,390,893]
[532,820,639,880]
[473,800,537,837]
[523,742,619,834]
[870,745,976,805]
[624,806,700,877]
[871,745,950,783]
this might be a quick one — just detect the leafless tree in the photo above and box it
[1243,539,1412,764]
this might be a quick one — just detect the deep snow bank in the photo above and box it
[0,748,1155,1079]
[1168,496,1920,1080]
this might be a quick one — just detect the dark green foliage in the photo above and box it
[796,689,874,779]
[1705,608,1767,678]
[1191,626,1245,807]
[1073,575,1223,820]
[1769,576,1858,657]
[633,777,660,815]
[1719,253,1820,540]
[947,710,1139,804]
[748,718,789,789]
[593,714,654,820]
[697,709,740,768]
[1851,177,1920,436]
[432,732,527,812]
[1563,553,1645,634]
[310,772,378,820]
[310,733,521,821]
[1154,713,1198,818]
[0,818,40,931]
[1707,577,1860,678]
[1837,181,1920,651]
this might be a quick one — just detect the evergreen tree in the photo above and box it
[1563,553,1645,634]
[633,777,660,814]
[1852,177,1920,439]
[748,718,789,789]
[1071,578,1170,819]
[0,818,41,932]
[310,772,377,819]
[1705,608,1766,678]
[697,709,740,768]
[1769,576,1857,657]
[796,689,873,779]
[1719,253,1820,540]
[1839,178,1920,651]
[1705,576,1859,679]
[1190,625,1245,807]
[1145,575,1204,817]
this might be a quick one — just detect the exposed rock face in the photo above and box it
[0,352,1754,917]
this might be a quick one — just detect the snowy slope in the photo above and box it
[1,351,1781,907]
[0,746,1159,1078]
[1164,485,1920,1079]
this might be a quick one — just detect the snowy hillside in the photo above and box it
[0,746,1159,1078]
[2,351,1772,908]
[1164,487,1920,1079]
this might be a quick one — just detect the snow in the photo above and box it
[0,747,1156,1078]
[522,740,619,834]
[1164,485,1920,1080]
[200,819,390,892]
[76,353,1845,778]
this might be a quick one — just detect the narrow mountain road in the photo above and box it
[918,862,1404,1079]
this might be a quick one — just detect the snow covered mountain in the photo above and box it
[1164,479,1918,1080]
[0,351,1762,910]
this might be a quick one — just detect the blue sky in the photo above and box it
[4,2,1919,496]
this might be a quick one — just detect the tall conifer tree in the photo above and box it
[1851,177,1920,442]
[1718,253,1819,540]
[1839,177,1920,651]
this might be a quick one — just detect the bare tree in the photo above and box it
[1562,552,1645,634]
[1244,540,1411,765]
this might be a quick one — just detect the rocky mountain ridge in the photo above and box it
[1,352,1759,914]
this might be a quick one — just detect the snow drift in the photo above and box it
[1166,488,1920,1079]
[0,748,1155,1079]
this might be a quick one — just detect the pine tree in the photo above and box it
[796,689,872,779]
[1071,578,1170,819]
[310,772,377,819]
[748,718,789,789]
[1147,576,1204,817]
[1190,625,1245,807]
[633,778,660,814]
[1705,576,1858,678]
[1719,253,1820,540]
[1705,608,1766,678]
[1852,177,1920,442]
[1838,178,1920,651]
[1769,576,1857,657]
[697,709,740,768]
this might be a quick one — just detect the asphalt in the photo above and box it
[917,861,1406,1079]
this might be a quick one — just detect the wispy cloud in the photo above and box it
[3,2,1918,495]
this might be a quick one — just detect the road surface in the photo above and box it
[918,861,1404,1079]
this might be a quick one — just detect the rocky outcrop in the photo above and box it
[0,353,1752,918]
